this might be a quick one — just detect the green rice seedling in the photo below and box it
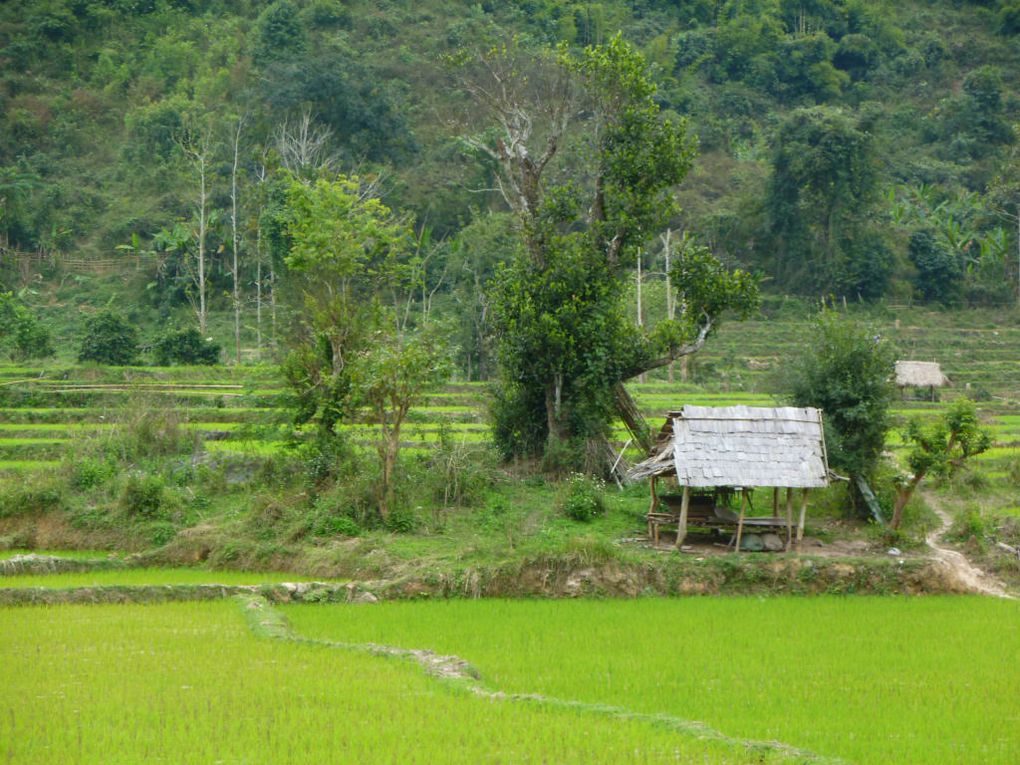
[0,602,783,764]
[0,548,125,560]
[0,459,59,472]
[287,596,1020,765]
[0,567,331,587]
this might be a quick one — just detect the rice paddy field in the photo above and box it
[0,566,332,588]
[1,600,795,765]
[1,592,1017,764]
[286,596,1020,765]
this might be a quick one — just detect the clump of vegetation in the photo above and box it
[0,292,53,360]
[68,456,116,490]
[152,327,220,365]
[559,473,606,522]
[787,312,895,516]
[892,398,992,529]
[120,473,171,518]
[78,310,139,365]
[0,474,64,517]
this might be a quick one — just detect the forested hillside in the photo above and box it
[1,0,1019,364]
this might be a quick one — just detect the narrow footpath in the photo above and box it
[922,492,1014,599]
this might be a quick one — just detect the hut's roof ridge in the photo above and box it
[628,405,829,489]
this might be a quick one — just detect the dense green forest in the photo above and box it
[1,0,1019,361]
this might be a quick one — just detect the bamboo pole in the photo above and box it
[675,485,690,548]
[796,488,809,550]
[734,489,747,553]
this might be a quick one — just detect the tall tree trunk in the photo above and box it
[229,116,245,365]
[891,473,924,530]
[197,154,207,335]
[636,249,646,383]
[545,375,569,444]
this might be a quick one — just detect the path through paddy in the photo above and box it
[238,593,845,765]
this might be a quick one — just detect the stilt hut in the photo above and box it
[895,361,950,402]
[627,406,830,552]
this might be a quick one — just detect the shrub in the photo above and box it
[0,292,54,360]
[108,402,198,460]
[313,513,361,537]
[384,505,418,533]
[147,521,178,546]
[0,477,64,518]
[1007,458,1020,488]
[152,326,220,365]
[121,474,168,518]
[69,457,116,490]
[78,309,139,365]
[948,505,989,549]
[559,473,606,522]
[786,312,895,517]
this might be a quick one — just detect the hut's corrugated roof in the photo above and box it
[895,360,950,387]
[627,405,829,488]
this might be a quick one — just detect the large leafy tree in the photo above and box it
[767,106,891,299]
[461,36,757,463]
[282,176,449,519]
[788,312,895,516]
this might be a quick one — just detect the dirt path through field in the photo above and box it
[923,492,1014,599]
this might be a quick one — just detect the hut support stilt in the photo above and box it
[772,487,779,518]
[648,476,659,543]
[734,489,748,553]
[796,488,809,550]
[675,485,690,548]
[785,487,794,552]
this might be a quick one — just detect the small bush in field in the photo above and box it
[313,514,361,537]
[385,506,417,533]
[560,473,606,522]
[78,309,139,365]
[70,458,116,490]
[121,474,169,518]
[152,327,220,365]
[0,477,64,517]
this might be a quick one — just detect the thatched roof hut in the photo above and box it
[628,405,829,488]
[895,360,950,388]
[627,405,830,551]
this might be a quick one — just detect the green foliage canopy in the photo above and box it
[474,36,758,460]
[788,312,895,501]
[78,309,140,366]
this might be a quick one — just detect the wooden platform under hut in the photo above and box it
[627,406,830,552]
[895,360,950,401]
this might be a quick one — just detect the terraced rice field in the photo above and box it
[0,308,1017,516]
[0,354,1018,487]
